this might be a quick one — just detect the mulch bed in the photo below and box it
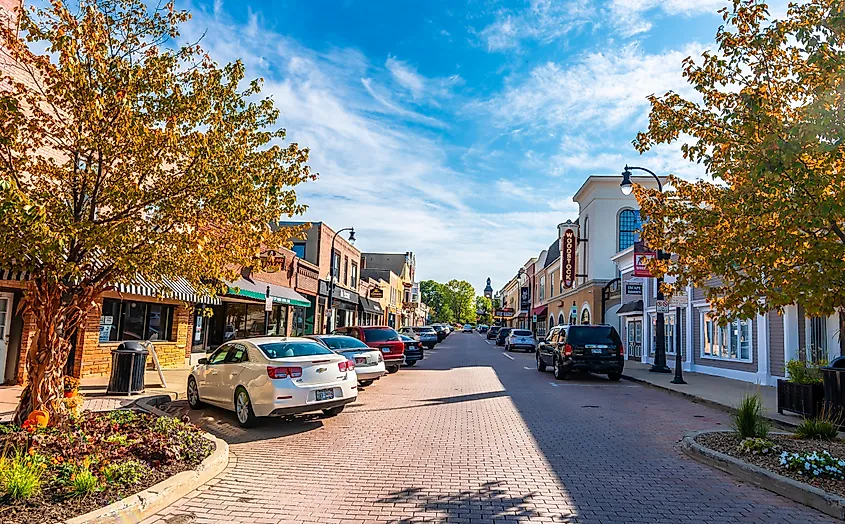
[697,432,845,498]
[0,409,214,524]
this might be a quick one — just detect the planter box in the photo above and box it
[777,379,824,418]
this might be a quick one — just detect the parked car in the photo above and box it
[399,326,438,349]
[536,324,624,381]
[478,325,489,333]
[431,324,448,342]
[462,324,473,333]
[187,337,357,427]
[399,335,424,366]
[505,329,536,353]
[495,327,512,346]
[332,326,404,374]
[486,326,501,340]
[307,335,386,387]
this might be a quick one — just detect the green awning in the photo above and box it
[225,278,311,308]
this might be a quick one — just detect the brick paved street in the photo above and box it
[148,333,836,524]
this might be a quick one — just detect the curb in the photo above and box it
[622,373,798,429]
[682,430,845,520]
[63,395,230,524]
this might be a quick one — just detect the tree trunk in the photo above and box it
[13,279,98,424]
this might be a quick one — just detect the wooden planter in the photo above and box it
[777,379,824,418]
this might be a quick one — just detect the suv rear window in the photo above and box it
[414,327,436,334]
[512,330,532,336]
[489,327,500,332]
[363,328,401,343]
[566,326,622,346]
[499,328,512,335]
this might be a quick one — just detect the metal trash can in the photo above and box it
[106,341,150,395]
[822,356,845,417]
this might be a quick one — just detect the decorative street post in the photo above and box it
[325,227,356,334]
[621,166,671,374]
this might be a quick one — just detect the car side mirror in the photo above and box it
[197,358,208,365]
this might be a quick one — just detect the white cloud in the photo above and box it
[477,0,596,52]
[385,55,426,98]
[608,0,727,36]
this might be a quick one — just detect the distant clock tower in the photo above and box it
[483,277,493,299]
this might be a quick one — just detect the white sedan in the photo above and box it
[187,337,358,427]
[307,335,387,386]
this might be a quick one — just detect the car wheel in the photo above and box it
[536,352,546,372]
[553,355,567,380]
[322,406,345,417]
[187,377,204,409]
[387,365,400,374]
[405,360,417,367]
[234,387,257,428]
[359,380,374,387]
[607,372,622,382]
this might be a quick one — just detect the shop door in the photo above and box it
[0,294,12,382]
[627,319,643,360]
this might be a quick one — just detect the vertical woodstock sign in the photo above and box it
[561,227,577,289]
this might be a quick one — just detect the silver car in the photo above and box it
[399,326,439,349]
[505,329,536,353]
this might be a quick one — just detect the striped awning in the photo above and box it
[115,275,221,305]
[0,269,30,281]
[225,277,311,308]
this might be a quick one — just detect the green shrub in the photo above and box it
[63,463,101,498]
[796,408,842,440]
[786,359,826,385]
[0,451,44,501]
[106,410,138,425]
[737,437,778,455]
[734,393,769,438]
[104,433,130,446]
[103,460,149,487]
[152,415,187,434]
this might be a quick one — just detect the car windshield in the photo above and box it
[566,326,622,346]
[512,330,532,337]
[415,327,436,334]
[318,337,371,351]
[363,328,401,343]
[258,341,334,359]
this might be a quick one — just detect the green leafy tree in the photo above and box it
[633,0,845,353]
[446,279,476,324]
[420,280,453,323]
[476,296,493,324]
[0,0,313,421]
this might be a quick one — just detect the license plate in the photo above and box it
[591,348,603,354]
[316,389,334,401]
[381,347,391,353]
[355,357,366,364]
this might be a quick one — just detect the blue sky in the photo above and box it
[179,0,787,293]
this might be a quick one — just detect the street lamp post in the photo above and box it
[620,165,674,376]
[325,227,356,334]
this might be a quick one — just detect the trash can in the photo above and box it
[106,341,150,395]
[822,356,845,417]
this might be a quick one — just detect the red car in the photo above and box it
[332,326,405,374]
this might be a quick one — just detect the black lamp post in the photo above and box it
[620,165,675,376]
[325,227,355,334]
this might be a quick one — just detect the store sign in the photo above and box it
[625,282,643,296]
[520,287,530,310]
[633,241,656,278]
[562,228,576,288]
[369,287,384,299]
[495,308,515,317]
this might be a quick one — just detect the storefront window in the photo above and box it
[580,308,591,325]
[809,317,828,363]
[702,312,751,360]
[101,299,174,342]
[650,314,676,355]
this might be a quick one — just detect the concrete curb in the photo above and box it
[622,373,798,429]
[682,430,845,521]
[63,395,229,524]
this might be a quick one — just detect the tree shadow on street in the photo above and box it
[375,481,579,524]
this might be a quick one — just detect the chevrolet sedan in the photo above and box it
[187,337,358,427]
[308,334,387,387]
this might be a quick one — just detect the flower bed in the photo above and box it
[0,410,213,524]
[697,432,845,498]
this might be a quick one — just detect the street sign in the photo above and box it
[265,296,273,312]
[656,300,670,313]
[669,294,687,307]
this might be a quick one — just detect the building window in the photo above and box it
[650,313,677,355]
[702,312,751,361]
[332,250,341,280]
[539,276,545,300]
[558,312,565,326]
[100,299,175,342]
[343,256,349,286]
[619,209,642,251]
[580,308,591,325]
[351,262,358,288]
[809,316,828,363]
[292,242,306,259]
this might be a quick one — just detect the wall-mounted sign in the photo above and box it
[495,308,515,317]
[625,282,643,296]
[369,287,384,299]
[633,241,656,278]
[520,286,530,310]
[562,228,576,288]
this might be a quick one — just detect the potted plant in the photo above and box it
[778,357,826,417]
[63,376,80,398]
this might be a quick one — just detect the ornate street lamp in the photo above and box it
[326,227,355,333]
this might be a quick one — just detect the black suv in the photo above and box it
[536,324,624,381]
[486,326,501,340]
[431,324,448,342]
[495,327,512,346]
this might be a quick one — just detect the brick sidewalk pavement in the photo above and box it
[146,333,836,524]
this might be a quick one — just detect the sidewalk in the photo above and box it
[622,360,802,428]
[0,368,191,421]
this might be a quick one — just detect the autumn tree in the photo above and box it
[634,0,845,352]
[0,0,313,421]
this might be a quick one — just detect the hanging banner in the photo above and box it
[562,228,576,288]
[520,286,530,310]
[633,241,656,278]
